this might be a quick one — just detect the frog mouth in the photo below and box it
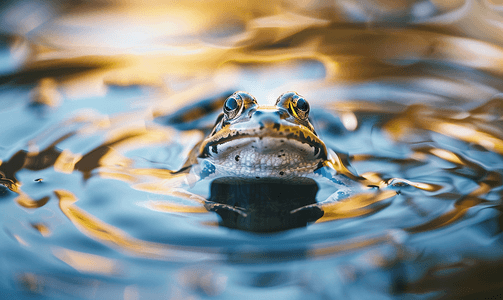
[199,128,328,160]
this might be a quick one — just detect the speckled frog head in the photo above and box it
[197,91,329,178]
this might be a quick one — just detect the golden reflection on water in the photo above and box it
[52,247,122,276]
[429,148,465,165]
[15,193,49,209]
[4,0,503,103]
[316,190,397,222]
[308,231,396,259]
[53,149,82,174]
[31,222,51,237]
[383,103,503,154]
[30,78,61,107]
[145,201,207,214]
[55,189,220,261]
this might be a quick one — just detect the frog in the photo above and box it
[183,91,359,189]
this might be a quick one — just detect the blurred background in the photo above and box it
[1,0,503,299]
[2,0,503,104]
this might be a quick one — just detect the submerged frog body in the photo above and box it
[195,91,345,181]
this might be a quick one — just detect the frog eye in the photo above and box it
[290,97,310,120]
[223,95,241,119]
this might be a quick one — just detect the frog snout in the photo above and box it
[253,110,284,130]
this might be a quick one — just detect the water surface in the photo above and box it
[1,1,503,299]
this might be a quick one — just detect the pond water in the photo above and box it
[1,1,503,299]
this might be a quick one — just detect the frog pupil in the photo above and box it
[296,98,309,112]
[224,98,238,112]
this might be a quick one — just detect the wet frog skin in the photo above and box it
[196,91,341,179]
